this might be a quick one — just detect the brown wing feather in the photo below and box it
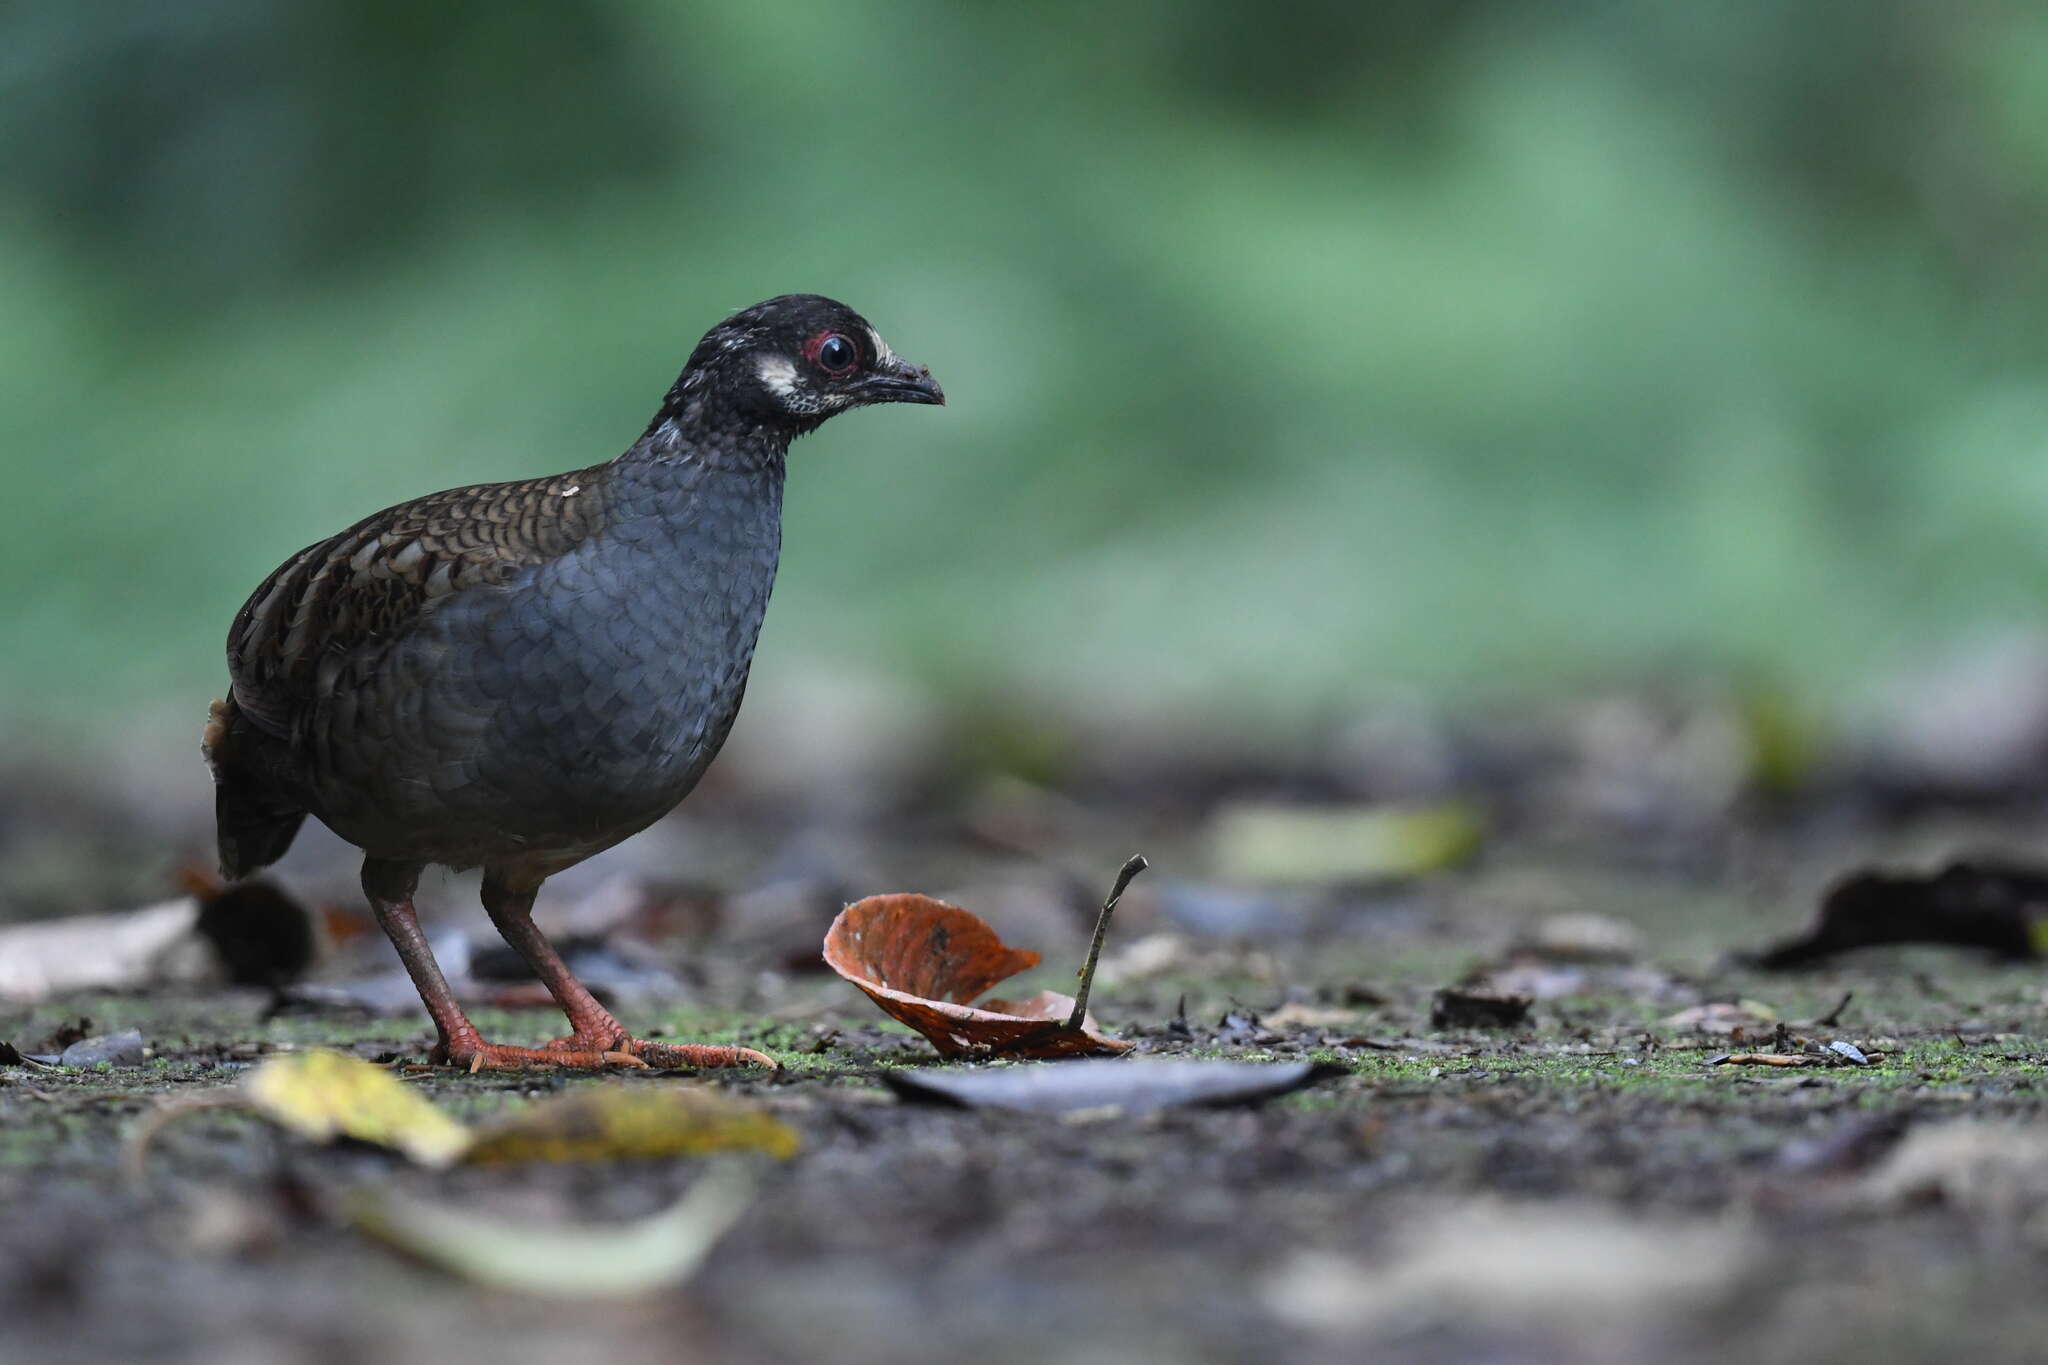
[226,467,608,741]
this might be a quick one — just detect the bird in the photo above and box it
[203,294,943,1071]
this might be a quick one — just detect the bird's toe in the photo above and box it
[438,1034,775,1072]
[627,1039,781,1070]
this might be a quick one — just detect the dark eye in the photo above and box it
[815,334,857,375]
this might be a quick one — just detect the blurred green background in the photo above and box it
[7,1,2048,759]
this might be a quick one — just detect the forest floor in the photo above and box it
[5,720,2048,1365]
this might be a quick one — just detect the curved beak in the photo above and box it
[858,356,945,406]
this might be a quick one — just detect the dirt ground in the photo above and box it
[5,728,2048,1365]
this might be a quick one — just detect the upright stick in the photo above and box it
[1066,855,1149,1030]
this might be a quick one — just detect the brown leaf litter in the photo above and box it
[1752,859,2047,969]
[824,894,1132,1058]
[822,855,1148,1059]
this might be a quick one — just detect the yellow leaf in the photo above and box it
[242,1050,472,1168]
[1210,802,1482,885]
[463,1085,799,1164]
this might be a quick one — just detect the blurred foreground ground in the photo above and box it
[5,683,2048,1365]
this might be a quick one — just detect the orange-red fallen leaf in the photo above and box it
[823,895,1134,1058]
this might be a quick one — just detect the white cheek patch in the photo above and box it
[756,354,800,399]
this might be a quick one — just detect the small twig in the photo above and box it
[1815,991,1854,1029]
[1066,855,1148,1030]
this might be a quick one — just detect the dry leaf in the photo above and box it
[823,894,1132,1058]
[0,898,202,1002]
[1753,859,2045,969]
[465,1086,798,1164]
[37,1028,149,1068]
[1430,988,1531,1030]
[243,1050,473,1167]
[0,874,318,1004]
[1209,801,1481,885]
[883,1059,1339,1114]
[349,1164,754,1298]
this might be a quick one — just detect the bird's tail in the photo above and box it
[204,697,307,881]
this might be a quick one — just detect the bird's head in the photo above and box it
[661,294,944,438]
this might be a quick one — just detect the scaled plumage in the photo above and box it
[205,294,942,1071]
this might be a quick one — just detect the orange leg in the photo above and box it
[479,872,775,1071]
[360,859,774,1072]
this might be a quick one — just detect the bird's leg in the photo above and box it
[361,858,495,1066]
[480,873,631,1054]
[478,872,776,1071]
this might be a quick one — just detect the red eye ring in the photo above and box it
[805,331,859,376]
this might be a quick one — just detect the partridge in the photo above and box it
[204,294,942,1070]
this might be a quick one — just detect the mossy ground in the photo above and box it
[5,819,2048,1365]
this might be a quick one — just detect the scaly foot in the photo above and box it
[544,1030,779,1070]
[432,1030,777,1072]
